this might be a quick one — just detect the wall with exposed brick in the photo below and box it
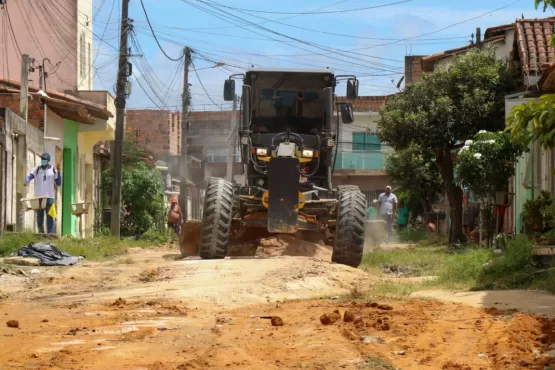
[404,56,427,84]
[125,109,182,157]
[336,95,392,112]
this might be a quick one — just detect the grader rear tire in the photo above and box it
[199,178,234,259]
[332,189,366,268]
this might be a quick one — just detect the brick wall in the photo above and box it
[404,56,427,84]
[336,95,392,112]
[0,94,44,129]
[125,109,182,156]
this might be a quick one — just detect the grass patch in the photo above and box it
[0,232,155,261]
[359,235,555,297]
[358,356,397,370]
[371,281,421,297]
[362,246,448,276]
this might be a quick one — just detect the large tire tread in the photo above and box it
[199,178,234,259]
[332,190,366,268]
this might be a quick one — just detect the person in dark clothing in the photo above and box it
[167,198,183,236]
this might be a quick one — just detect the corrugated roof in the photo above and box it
[0,78,113,120]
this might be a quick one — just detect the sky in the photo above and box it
[90,0,551,111]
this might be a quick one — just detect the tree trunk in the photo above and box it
[435,148,465,244]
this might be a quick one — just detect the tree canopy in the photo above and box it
[385,143,443,212]
[455,131,526,201]
[378,48,514,242]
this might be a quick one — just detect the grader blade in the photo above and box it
[179,220,202,257]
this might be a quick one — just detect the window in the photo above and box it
[352,132,381,151]
[80,32,86,78]
[88,42,92,89]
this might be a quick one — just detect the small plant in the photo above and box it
[523,190,554,236]
[358,356,397,370]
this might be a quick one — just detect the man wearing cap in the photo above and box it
[167,198,183,236]
[24,152,62,234]
[377,185,398,241]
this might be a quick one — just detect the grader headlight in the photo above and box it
[255,147,268,156]
[301,149,314,158]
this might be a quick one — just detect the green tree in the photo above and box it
[103,135,165,236]
[378,49,514,243]
[507,1,555,146]
[455,131,526,202]
[385,143,443,213]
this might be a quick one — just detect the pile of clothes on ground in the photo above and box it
[16,242,83,266]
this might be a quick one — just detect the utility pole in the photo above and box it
[180,47,191,221]
[19,54,29,120]
[16,54,30,231]
[110,0,130,238]
[226,94,237,182]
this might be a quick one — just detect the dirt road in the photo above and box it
[2,238,555,369]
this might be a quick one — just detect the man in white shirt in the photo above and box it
[24,152,62,234]
[378,186,398,241]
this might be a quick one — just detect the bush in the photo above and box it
[474,235,538,290]
[523,190,555,235]
[103,162,165,235]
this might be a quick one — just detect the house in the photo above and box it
[0,81,114,236]
[404,17,555,235]
[334,95,394,202]
[0,0,116,236]
[124,109,207,220]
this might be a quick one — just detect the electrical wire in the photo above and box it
[184,0,404,73]
[206,0,412,15]
[139,0,184,61]
[5,3,21,56]
[190,56,221,109]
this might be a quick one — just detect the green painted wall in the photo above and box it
[62,120,79,236]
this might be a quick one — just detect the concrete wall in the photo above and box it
[0,108,44,231]
[77,0,93,90]
[0,1,79,92]
[435,31,514,68]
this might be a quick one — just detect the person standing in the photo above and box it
[378,186,398,241]
[367,199,378,220]
[24,153,62,234]
[167,198,183,236]
[397,199,409,232]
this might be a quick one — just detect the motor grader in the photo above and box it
[180,68,367,268]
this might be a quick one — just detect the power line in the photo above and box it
[191,56,221,109]
[139,0,184,61]
[207,0,412,15]
[334,0,525,53]
[184,0,404,73]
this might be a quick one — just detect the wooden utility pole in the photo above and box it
[19,54,29,120]
[16,54,30,231]
[180,47,191,221]
[110,0,130,237]
[226,94,237,182]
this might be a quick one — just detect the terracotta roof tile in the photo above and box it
[515,17,555,72]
